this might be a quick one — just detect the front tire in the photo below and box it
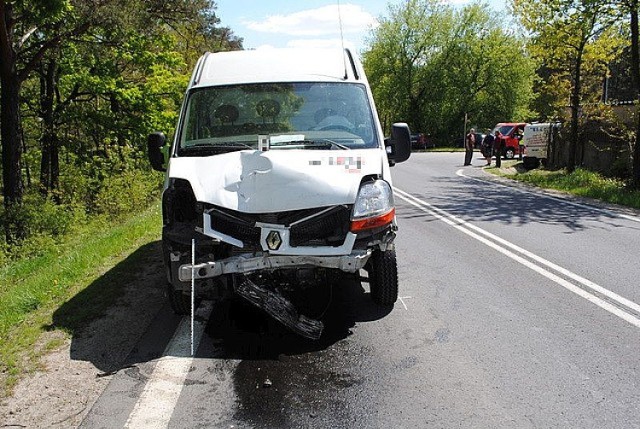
[367,249,399,306]
[505,148,515,159]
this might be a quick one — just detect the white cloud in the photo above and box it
[244,4,378,37]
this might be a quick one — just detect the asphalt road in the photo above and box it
[81,151,640,428]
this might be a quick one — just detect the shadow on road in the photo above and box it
[50,240,391,373]
[397,173,640,233]
[50,241,170,375]
[204,275,391,360]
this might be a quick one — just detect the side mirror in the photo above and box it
[385,123,411,165]
[148,132,167,172]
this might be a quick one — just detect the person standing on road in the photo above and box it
[482,129,494,166]
[464,128,475,166]
[492,130,504,168]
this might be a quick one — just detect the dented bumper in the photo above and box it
[178,250,371,282]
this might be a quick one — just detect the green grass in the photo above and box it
[0,202,161,396]
[424,146,464,152]
[495,165,640,210]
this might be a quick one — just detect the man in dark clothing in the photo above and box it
[464,128,475,166]
[482,129,494,166]
[492,130,504,168]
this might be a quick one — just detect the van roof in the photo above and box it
[191,48,364,88]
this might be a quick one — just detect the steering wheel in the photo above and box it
[318,124,352,132]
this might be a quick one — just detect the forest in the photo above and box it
[0,0,638,260]
[0,0,241,259]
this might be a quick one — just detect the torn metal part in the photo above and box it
[235,276,324,340]
[178,251,371,282]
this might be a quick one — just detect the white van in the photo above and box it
[147,48,411,339]
[522,122,559,169]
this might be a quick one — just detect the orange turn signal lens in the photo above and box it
[350,208,395,232]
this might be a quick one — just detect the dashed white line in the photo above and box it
[394,187,640,329]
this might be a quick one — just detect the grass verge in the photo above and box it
[0,202,161,397]
[492,163,640,210]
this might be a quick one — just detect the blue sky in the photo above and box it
[216,1,507,53]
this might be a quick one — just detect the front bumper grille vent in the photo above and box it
[206,205,351,248]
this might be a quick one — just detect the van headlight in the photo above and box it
[350,180,395,232]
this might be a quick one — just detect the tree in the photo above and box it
[617,0,640,188]
[1,0,242,244]
[0,0,94,242]
[511,0,624,172]
[363,0,535,144]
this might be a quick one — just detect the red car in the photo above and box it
[492,122,526,159]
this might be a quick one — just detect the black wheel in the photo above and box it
[505,148,515,159]
[367,249,399,306]
[523,157,540,170]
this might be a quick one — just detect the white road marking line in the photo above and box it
[398,296,412,310]
[394,188,640,329]
[125,301,213,429]
[456,168,640,224]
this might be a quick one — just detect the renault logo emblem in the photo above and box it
[266,231,282,250]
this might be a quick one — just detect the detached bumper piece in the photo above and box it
[235,276,324,340]
[178,251,370,281]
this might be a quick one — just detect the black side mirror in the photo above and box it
[148,132,167,172]
[385,123,411,164]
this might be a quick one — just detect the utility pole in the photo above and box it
[463,113,468,147]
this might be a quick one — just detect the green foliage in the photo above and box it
[94,168,162,219]
[1,0,242,247]
[502,167,640,209]
[363,0,535,144]
[511,0,628,122]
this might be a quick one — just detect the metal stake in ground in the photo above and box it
[191,238,195,356]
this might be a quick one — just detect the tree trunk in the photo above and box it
[568,51,584,174]
[1,72,25,243]
[38,58,62,198]
[630,2,640,189]
[39,60,56,196]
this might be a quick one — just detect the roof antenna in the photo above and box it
[337,0,348,79]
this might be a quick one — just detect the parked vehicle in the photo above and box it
[492,122,526,159]
[411,133,428,150]
[523,122,560,169]
[147,48,411,339]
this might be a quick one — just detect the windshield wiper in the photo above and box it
[179,142,253,155]
[271,139,350,150]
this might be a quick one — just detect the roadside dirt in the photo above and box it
[0,241,166,428]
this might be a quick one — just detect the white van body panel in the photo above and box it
[523,122,554,159]
[193,48,360,87]
[168,148,384,213]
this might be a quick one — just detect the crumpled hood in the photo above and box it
[167,149,387,213]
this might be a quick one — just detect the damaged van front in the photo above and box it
[148,48,411,339]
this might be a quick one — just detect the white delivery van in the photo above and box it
[147,48,411,339]
[522,122,559,169]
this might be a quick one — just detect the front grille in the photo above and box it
[208,208,261,246]
[206,204,351,248]
[289,206,350,247]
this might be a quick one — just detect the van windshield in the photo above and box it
[177,82,379,154]
[493,125,514,136]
